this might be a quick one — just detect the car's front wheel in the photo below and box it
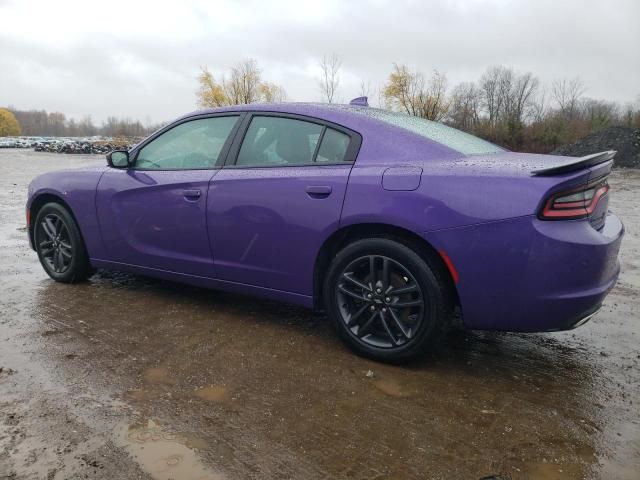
[324,238,452,363]
[34,202,94,283]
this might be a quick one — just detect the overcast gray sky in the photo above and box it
[1,0,638,124]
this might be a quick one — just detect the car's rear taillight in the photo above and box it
[540,176,609,220]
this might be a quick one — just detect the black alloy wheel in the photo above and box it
[37,212,73,274]
[34,202,94,283]
[336,255,425,348]
[324,238,452,362]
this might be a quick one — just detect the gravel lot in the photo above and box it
[0,149,638,480]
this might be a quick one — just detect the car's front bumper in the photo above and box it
[424,212,624,332]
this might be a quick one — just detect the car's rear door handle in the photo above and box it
[183,189,201,200]
[306,185,332,198]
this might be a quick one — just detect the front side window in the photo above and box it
[136,116,238,169]
[237,116,324,166]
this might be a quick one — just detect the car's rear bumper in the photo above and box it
[424,212,624,332]
[550,304,602,332]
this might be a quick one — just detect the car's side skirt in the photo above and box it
[90,259,315,308]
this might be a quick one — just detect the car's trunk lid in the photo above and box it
[423,151,615,229]
[443,151,613,180]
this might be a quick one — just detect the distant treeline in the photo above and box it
[196,59,640,154]
[438,67,640,152]
[8,109,164,137]
[6,60,640,153]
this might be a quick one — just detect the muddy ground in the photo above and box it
[0,149,638,480]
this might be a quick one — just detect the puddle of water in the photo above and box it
[372,378,407,397]
[118,419,222,480]
[143,367,176,386]
[194,385,227,402]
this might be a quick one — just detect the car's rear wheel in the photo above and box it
[324,238,452,363]
[34,202,94,283]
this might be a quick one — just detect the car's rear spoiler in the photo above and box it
[531,150,616,176]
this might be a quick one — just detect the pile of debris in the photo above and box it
[0,136,140,154]
[34,138,138,154]
[552,126,640,168]
[0,138,34,148]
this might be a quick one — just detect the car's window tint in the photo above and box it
[136,116,238,169]
[237,116,323,166]
[316,128,350,163]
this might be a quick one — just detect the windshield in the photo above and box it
[349,107,505,156]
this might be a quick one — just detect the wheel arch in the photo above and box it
[29,193,83,250]
[313,222,460,309]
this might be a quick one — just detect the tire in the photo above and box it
[323,237,452,363]
[34,202,94,283]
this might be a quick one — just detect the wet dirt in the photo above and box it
[0,150,638,479]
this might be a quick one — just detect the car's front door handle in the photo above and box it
[183,189,202,200]
[306,185,332,199]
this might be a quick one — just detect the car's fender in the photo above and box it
[27,167,108,259]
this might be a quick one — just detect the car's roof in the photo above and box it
[189,102,360,113]
[180,102,371,129]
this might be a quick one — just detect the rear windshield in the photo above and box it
[351,108,505,156]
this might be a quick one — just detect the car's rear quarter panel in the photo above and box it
[424,213,622,331]
[336,117,622,333]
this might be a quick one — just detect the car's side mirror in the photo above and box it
[107,150,131,168]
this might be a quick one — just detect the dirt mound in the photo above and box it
[552,126,640,168]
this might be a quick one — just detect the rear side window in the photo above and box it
[237,116,323,166]
[351,108,504,155]
[317,128,350,163]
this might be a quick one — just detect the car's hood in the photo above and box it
[47,164,109,174]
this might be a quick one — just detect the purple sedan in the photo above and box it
[26,100,623,362]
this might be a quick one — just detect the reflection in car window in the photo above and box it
[317,128,350,162]
[340,106,504,155]
[237,116,323,166]
[136,116,238,169]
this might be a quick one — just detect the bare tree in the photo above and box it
[318,53,342,103]
[552,77,586,119]
[506,71,539,124]
[357,80,382,106]
[449,82,481,130]
[479,66,503,125]
[419,70,450,121]
[224,59,263,104]
[530,86,548,123]
[359,80,372,98]
[582,98,618,130]
[479,66,538,126]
